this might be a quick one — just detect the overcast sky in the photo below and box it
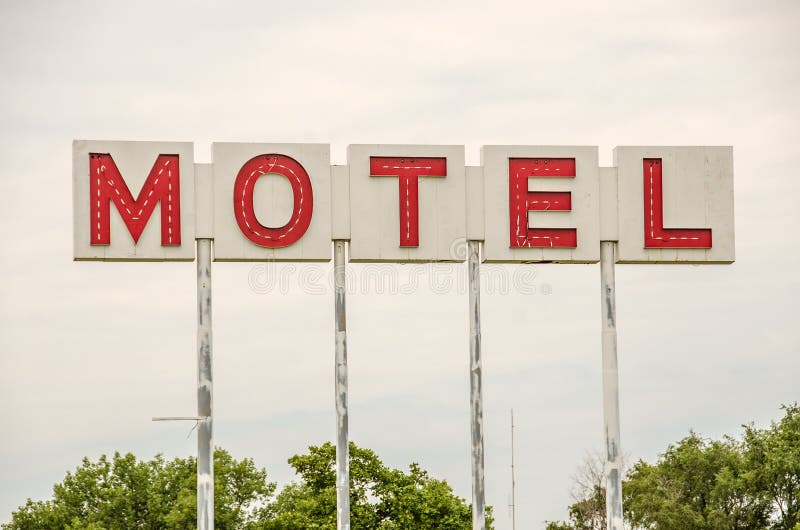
[1,1,799,527]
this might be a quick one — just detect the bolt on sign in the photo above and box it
[73,142,734,263]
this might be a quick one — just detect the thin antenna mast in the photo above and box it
[510,408,517,530]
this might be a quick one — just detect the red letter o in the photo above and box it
[233,154,313,248]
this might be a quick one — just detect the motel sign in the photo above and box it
[73,142,733,263]
[73,141,734,530]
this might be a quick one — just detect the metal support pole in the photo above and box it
[468,240,486,530]
[600,241,623,530]
[510,408,516,530]
[197,239,214,530]
[334,240,350,530]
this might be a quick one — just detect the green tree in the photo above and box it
[4,449,275,530]
[623,433,768,530]
[262,441,492,529]
[5,443,486,529]
[544,485,607,530]
[548,435,770,530]
[547,404,800,530]
[743,404,800,530]
[544,451,615,530]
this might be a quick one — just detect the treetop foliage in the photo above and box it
[4,442,489,530]
[546,404,800,530]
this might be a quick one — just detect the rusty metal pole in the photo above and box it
[600,241,623,530]
[468,240,486,530]
[334,240,350,530]
[197,238,214,530]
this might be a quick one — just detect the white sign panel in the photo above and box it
[73,140,195,261]
[347,144,466,262]
[481,146,600,263]
[212,143,332,261]
[615,146,734,263]
[72,141,735,265]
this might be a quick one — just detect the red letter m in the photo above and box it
[90,153,181,246]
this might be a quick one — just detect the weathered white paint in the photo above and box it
[331,165,351,240]
[347,144,466,262]
[197,238,214,530]
[334,240,350,530]
[466,166,485,241]
[481,145,600,263]
[599,166,619,242]
[73,140,195,261]
[195,163,215,239]
[212,143,332,261]
[468,240,486,530]
[614,146,734,263]
[600,241,623,530]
